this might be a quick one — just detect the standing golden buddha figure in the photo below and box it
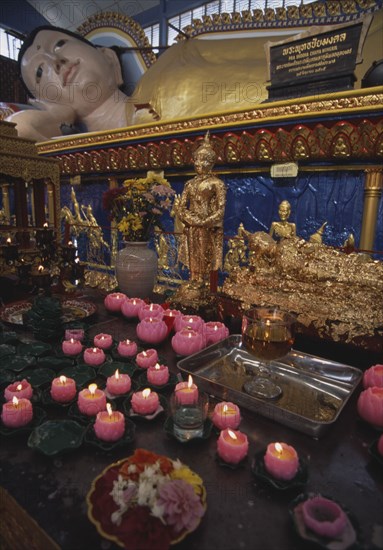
[173,132,226,306]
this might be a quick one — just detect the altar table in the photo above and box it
[0,295,382,550]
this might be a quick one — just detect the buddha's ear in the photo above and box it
[100,47,124,87]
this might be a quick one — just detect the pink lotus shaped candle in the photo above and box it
[104,292,126,312]
[175,375,199,405]
[301,495,347,538]
[217,428,249,464]
[62,338,82,356]
[131,388,159,415]
[136,349,159,369]
[4,379,33,401]
[50,375,77,403]
[138,303,164,321]
[174,314,204,333]
[357,386,383,428]
[94,403,125,442]
[84,347,106,366]
[212,402,241,430]
[136,317,168,344]
[121,297,145,318]
[147,364,170,386]
[117,339,138,357]
[78,384,106,416]
[93,333,113,350]
[204,321,229,346]
[363,364,383,388]
[162,309,182,334]
[106,369,131,396]
[264,442,299,480]
[1,396,33,428]
[171,329,204,356]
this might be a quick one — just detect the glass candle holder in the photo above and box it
[169,392,209,442]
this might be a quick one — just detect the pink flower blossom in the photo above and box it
[157,479,204,533]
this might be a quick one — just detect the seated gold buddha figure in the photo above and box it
[269,200,296,241]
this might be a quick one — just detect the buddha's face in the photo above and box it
[20,30,120,117]
[193,154,214,175]
[278,202,291,221]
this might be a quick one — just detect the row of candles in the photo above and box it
[0,371,299,478]
[104,292,229,355]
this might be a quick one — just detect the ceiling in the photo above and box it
[26,0,160,32]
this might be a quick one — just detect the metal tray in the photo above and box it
[177,335,362,438]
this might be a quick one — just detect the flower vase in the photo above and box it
[115,241,158,299]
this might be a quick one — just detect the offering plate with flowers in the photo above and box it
[87,448,206,550]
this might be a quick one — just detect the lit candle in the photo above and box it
[93,333,113,350]
[217,428,249,464]
[205,321,229,346]
[62,338,82,356]
[175,375,199,405]
[174,314,205,333]
[65,328,85,342]
[363,364,383,388]
[138,303,164,321]
[136,317,168,344]
[4,379,33,401]
[77,384,106,416]
[264,442,299,480]
[357,387,383,428]
[147,363,170,386]
[301,495,347,538]
[131,388,159,415]
[171,328,204,356]
[104,292,126,312]
[136,349,159,369]
[1,396,33,428]
[31,265,51,288]
[117,339,138,358]
[83,347,106,366]
[50,375,77,403]
[94,403,125,442]
[121,297,145,318]
[106,369,132,396]
[212,402,241,430]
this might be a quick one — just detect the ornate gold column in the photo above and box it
[359,168,383,252]
[1,182,10,221]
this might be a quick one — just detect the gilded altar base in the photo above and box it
[221,234,383,353]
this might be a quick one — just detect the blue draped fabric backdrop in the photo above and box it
[59,170,383,269]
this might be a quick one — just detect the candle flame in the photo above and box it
[16,384,23,391]
[43,222,48,228]
[132,299,137,305]
[149,317,153,322]
[89,383,97,395]
[188,332,192,339]
[59,375,67,384]
[106,403,113,416]
[93,347,98,353]
[143,351,147,357]
[12,396,19,406]
[38,265,44,273]
[6,237,11,244]
[187,375,193,389]
[115,369,120,380]
[228,429,237,440]
[275,442,283,454]
[188,317,193,323]
[75,258,80,264]
[214,325,218,331]
[223,404,228,413]
[70,338,74,344]
[125,339,130,344]
[68,241,73,246]
[155,363,160,370]
[142,388,151,398]
[149,304,154,311]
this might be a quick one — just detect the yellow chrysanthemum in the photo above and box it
[170,466,203,496]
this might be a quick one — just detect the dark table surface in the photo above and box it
[0,293,382,550]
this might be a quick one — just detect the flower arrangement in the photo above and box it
[87,449,206,550]
[102,173,175,241]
